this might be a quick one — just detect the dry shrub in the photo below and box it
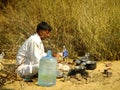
[0,0,120,60]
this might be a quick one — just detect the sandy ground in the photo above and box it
[1,60,120,90]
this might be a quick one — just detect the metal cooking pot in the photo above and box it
[75,65,86,70]
[85,61,97,70]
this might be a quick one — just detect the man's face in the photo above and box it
[38,30,50,40]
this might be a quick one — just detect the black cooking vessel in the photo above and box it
[85,61,96,70]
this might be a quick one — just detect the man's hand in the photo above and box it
[52,53,63,63]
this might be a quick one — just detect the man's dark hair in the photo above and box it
[36,21,52,33]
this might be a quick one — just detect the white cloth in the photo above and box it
[16,33,46,77]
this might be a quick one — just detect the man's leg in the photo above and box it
[16,64,39,81]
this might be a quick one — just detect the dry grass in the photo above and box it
[0,0,120,60]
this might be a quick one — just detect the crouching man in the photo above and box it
[16,21,52,81]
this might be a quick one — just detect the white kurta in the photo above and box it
[16,33,46,77]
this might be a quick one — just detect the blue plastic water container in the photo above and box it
[38,50,57,86]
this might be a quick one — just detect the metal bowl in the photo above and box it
[85,61,97,70]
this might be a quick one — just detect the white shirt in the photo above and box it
[16,33,46,77]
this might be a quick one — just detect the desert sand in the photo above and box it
[1,60,120,90]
